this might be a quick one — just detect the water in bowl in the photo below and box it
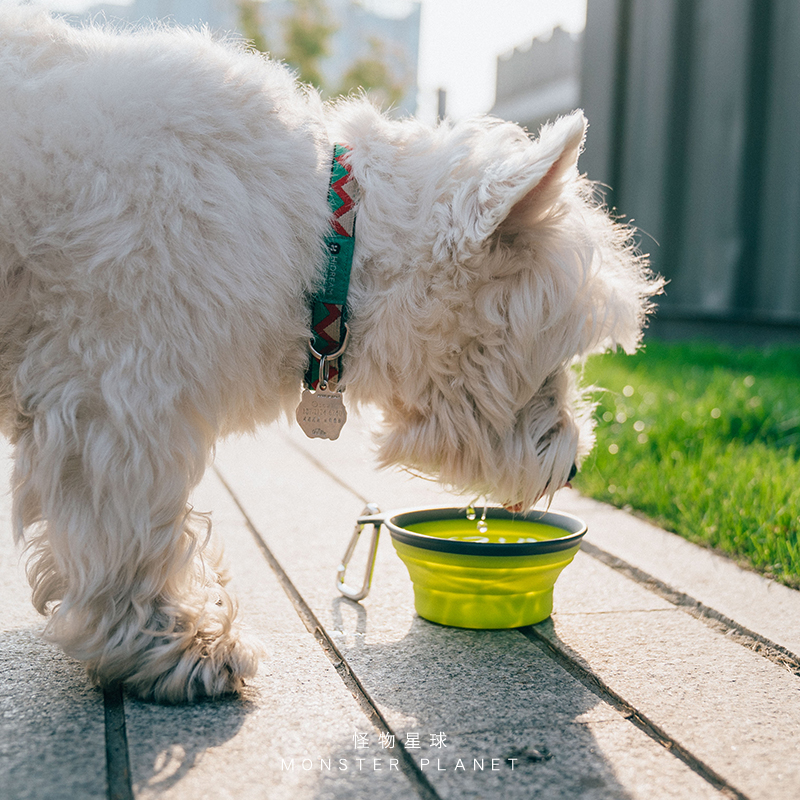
[405,516,571,545]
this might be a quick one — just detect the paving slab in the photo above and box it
[538,557,800,800]
[0,440,107,800]
[212,420,734,799]
[555,489,800,658]
[126,466,418,800]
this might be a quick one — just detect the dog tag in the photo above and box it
[296,389,347,440]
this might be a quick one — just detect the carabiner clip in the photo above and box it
[337,502,381,601]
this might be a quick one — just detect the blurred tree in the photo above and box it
[337,36,406,109]
[281,0,337,89]
[237,0,270,54]
[236,0,408,109]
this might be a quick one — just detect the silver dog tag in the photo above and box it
[296,389,347,440]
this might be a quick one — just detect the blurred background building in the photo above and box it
[490,26,582,136]
[491,0,799,342]
[579,0,800,342]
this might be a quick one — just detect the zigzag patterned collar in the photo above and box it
[304,143,358,391]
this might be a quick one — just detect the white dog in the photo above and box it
[0,9,662,702]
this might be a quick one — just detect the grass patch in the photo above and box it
[573,340,800,589]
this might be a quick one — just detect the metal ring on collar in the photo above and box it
[308,322,350,362]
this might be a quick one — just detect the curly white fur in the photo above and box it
[0,8,662,702]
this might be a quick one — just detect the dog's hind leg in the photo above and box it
[11,388,261,703]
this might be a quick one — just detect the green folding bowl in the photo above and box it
[380,507,587,629]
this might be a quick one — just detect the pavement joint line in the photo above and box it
[580,540,800,677]
[103,684,134,800]
[520,625,751,800]
[278,430,371,505]
[213,464,443,800]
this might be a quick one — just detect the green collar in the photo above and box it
[305,143,358,390]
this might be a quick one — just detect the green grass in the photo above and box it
[573,340,800,589]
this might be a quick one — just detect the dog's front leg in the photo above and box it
[11,396,260,703]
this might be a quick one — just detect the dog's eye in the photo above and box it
[568,463,578,482]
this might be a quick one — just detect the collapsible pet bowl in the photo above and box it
[337,505,587,629]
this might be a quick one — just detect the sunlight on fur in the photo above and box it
[0,8,663,703]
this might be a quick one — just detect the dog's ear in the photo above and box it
[439,111,587,260]
[499,111,586,233]
[488,111,586,237]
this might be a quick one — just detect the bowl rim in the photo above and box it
[364,505,588,557]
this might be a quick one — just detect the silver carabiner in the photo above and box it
[337,502,381,601]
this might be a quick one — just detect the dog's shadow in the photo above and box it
[124,690,253,795]
[328,597,638,799]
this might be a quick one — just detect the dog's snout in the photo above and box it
[568,463,578,482]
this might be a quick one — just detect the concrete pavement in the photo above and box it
[1,409,799,799]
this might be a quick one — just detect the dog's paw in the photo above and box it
[120,630,263,704]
